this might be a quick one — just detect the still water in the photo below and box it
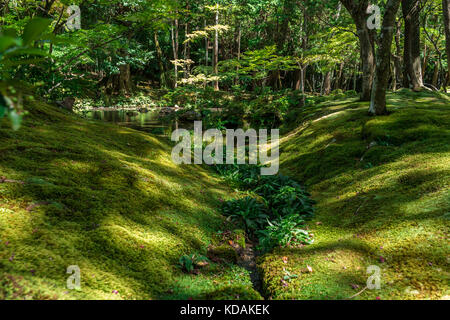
[81,109,189,136]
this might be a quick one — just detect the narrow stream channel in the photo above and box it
[80,108,266,299]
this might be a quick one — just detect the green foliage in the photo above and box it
[219,46,297,86]
[257,214,314,252]
[0,17,50,130]
[257,177,315,220]
[179,253,209,273]
[216,162,315,250]
[221,197,268,234]
[215,164,262,189]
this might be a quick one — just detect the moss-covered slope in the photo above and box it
[259,90,450,300]
[0,93,259,300]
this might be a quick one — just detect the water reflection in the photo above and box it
[81,109,190,135]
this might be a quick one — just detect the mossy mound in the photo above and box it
[208,244,239,263]
[202,284,263,300]
[260,90,450,300]
[0,90,252,299]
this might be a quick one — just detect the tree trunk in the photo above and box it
[341,1,375,101]
[235,23,241,86]
[393,18,403,90]
[213,8,219,91]
[183,22,190,79]
[443,0,450,87]
[171,18,179,88]
[323,71,331,95]
[118,64,132,94]
[335,62,344,90]
[294,69,301,91]
[154,32,167,87]
[370,0,402,115]
[432,62,439,88]
[402,0,424,91]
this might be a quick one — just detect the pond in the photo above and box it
[80,109,192,136]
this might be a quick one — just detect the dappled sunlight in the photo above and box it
[0,97,241,299]
[258,90,450,299]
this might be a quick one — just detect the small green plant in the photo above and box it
[179,253,209,273]
[256,175,315,220]
[257,214,314,252]
[215,164,262,189]
[221,197,268,234]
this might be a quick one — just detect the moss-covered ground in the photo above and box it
[258,90,450,300]
[1,86,448,300]
[0,86,260,300]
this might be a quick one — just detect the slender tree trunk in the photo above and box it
[171,18,179,88]
[432,62,439,88]
[213,8,219,91]
[335,62,344,90]
[183,22,189,79]
[370,0,402,115]
[393,18,403,90]
[323,71,331,95]
[392,60,398,91]
[154,32,167,88]
[235,23,241,86]
[443,0,450,87]
[402,0,424,90]
[341,1,375,101]
[422,44,428,76]
[294,69,301,91]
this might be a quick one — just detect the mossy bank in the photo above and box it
[258,90,450,300]
[0,87,260,300]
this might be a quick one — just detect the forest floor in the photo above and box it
[0,87,448,300]
[259,89,450,300]
[0,86,260,299]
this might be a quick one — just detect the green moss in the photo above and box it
[208,244,238,263]
[0,91,251,299]
[233,229,246,249]
[202,284,262,300]
[260,90,450,300]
